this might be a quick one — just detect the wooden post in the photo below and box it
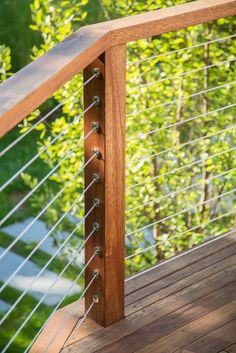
[83,44,126,326]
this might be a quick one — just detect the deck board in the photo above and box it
[175,319,236,353]
[61,231,236,353]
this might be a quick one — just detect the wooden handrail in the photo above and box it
[0,0,235,136]
[0,1,235,350]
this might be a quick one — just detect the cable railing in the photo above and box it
[127,33,236,67]
[125,209,236,261]
[0,72,99,158]
[127,58,236,91]
[128,103,236,141]
[128,147,236,190]
[126,168,236,213]
[126,189,236,238]
[0,1,235,352]
[128,124,236,167]
[0,68,104,352]
[125,21,236,278]
[127,80,236,118]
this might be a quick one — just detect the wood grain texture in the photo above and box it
[175,320,236,353]
[83,44,126,326]
[30,299,84,353]
[84,57,106,326]
[60,231,236,353]
[65,252,236,352]
[125,232,236,296]
[29,236,236,353]
[125,241,236,314]
[135,300,236,353]
[1,0,236,136]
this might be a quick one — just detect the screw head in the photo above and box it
[92,122,100,133]
[92,173,100,183]
[93,222,100,231]
[92,148,100,158]
[94,246,102,256]
[93,68,101,78]
[93,96,100,106]
[93,294,99,303]
[93,269,100,279]
[93,198,100,207]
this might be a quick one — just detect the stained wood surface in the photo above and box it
[61,230,236,353]
[83,44,126,326]
[0,0,236,136]
[30,299,85,353]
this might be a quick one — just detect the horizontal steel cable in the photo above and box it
[128,124,236,167]
[0,72,98,157]
[43,274,97,353]
[125,188,236,238]
[0,153,95,262]
[2,248,98,353]
[0,100,96,192]
[0,128,96,227]
[126,168,236,213]
[0,201,97,325]
[128,58,236,91]
[125,208,236,260]
[125,228,236,283]
[127,33,236,67]
[0,177,96,294]
[128,103,236,142]
[128,146,236,190]
[127,80,236,118]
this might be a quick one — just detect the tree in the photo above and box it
[21,0,236,276]
[0,45,11,82]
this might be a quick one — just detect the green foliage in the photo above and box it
[0,129,49,223]
[0,231,79,280]
[0,0,41,71]
[30,0,88,57]
[0,280,50,353]
[0,1,235,351]
[125,14,236,274]
[0,45,11,82]
[22,0,235,278]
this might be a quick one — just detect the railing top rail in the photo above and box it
[0,0,235,136]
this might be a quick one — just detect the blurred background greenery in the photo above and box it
[0,1,235,352]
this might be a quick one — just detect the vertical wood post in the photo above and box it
[83,44,126,326]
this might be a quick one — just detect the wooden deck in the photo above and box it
[32,231,236,353]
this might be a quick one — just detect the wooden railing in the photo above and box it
[0,0,235,136]
[0,0,235,351]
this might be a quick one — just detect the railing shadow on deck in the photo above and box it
[0,0,235,352]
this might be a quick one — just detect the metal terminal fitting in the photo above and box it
[93,68,101,78]
[92,173,100,183]
[93,198,100,207]
[93,222,100,231]
[93,147,100,158]
[93,95,100,106]
[93,269,100,279]
[93,294,100,303]
[94,246,102,256]
[92,121,101,133]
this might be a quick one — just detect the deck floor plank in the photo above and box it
[126,233,236,296]
[135,300,236,353]
[126,243,236,313]
[93,281,236,353]
[65,256,236,351]
[64,250,236,351]
[60,232,236,353]
[174,319,236,353]
[65,263,236,351]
